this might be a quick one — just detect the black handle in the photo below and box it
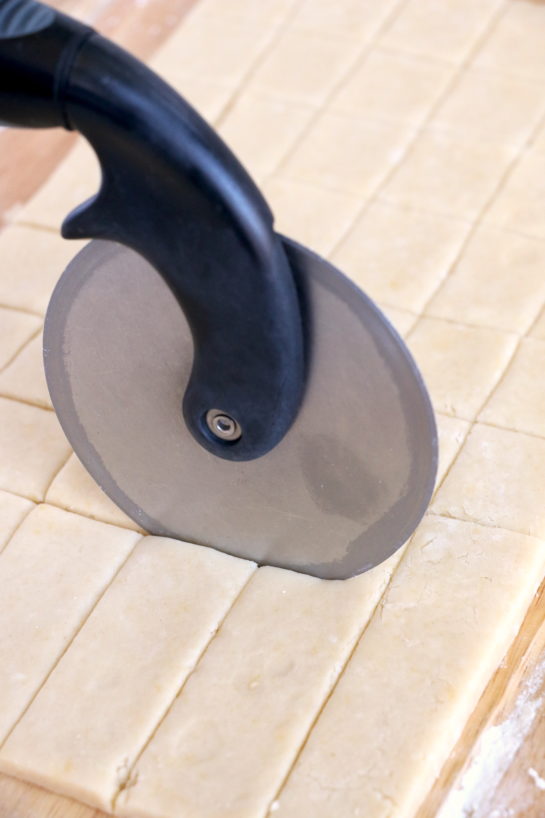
[0,0,305,461]
[0,0,92,127]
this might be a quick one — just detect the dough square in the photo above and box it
[0,225,86,315]
[219,93,313,179]
[0,504,140,743]
[484,149,545,240]
[430,67,545,150]
[272,515,545,818]
[152,15,274,86]
[0,490,34,554]
[0,536,255,812]
[532,120,545,155]
[530,306,545,340]
[291,0,402,41]
[16,141,100,232]
[0,397,71,502]
[407,317,517,420]
[0,332,51,409]
[282,110,414,197]
[117,556,401,818]
[331,201,471,312]
[0,307,41,370]
[262,176,361,256]
[435,413,471,487]
[47,454,143,532]
[380,130,515,220]
[432,423,545,538]
[379,0,502,62]
[193,0,296,27]
[331,48,452,126]
[378,304,418,337]
[479,337,545,438]
[247,29,361,107]
[426,226,545,333]
[474,1,545,80]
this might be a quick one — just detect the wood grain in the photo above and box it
[417,578,545,818]
[0,773,107,818]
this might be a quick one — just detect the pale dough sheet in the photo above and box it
[47,453,144,531]
[0,491,33,553]
[0,505,140,742]
[270,517,545,817]
[2,0,545,816]
[116,559,400,818]
[0,537,255,811]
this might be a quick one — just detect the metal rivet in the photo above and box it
[206,409,242,442]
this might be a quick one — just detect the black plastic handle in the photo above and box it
[0,0,305,461]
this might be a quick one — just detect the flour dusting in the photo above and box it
[528,767,545,791]
[437,656,545,818]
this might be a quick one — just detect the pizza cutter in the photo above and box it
[0,0,437,579]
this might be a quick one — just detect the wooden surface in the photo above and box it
[419,576,545,817]
[1,1,545,816]
[0,773,107,818]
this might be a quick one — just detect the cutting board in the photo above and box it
[1,0,545,816]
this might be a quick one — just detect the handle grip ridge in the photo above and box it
[0,0,54,37]
[0,0,92,127]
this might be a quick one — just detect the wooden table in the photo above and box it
[1,1,545,815]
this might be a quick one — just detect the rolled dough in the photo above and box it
[47,454,143,532]
[0,504,139,742]
[0,306,41,371]
[116,558,401,818]
[247,28,361,106]
[262,176,360,256]
[484,148,545,240]
[0,537,255,811]
[380,130,515,220]
[430,66,545,150]
[330,201,471,314]
[407,316,517,420]
[0,225,87,314]
[219,93,313,180]
[0,396,71,501]
[269,516,545,817]
[0,490,33,553]
[427,226,545,333]
[479,337,545,438]
[0,331,52,409]
[433,423,545,538]
[283,110,414,197]
[380,0,503,62]
[16,145,100,235]
[330,48,452,127]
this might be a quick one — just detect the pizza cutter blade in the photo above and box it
[2,0,438,579]
[43,237,437,580]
